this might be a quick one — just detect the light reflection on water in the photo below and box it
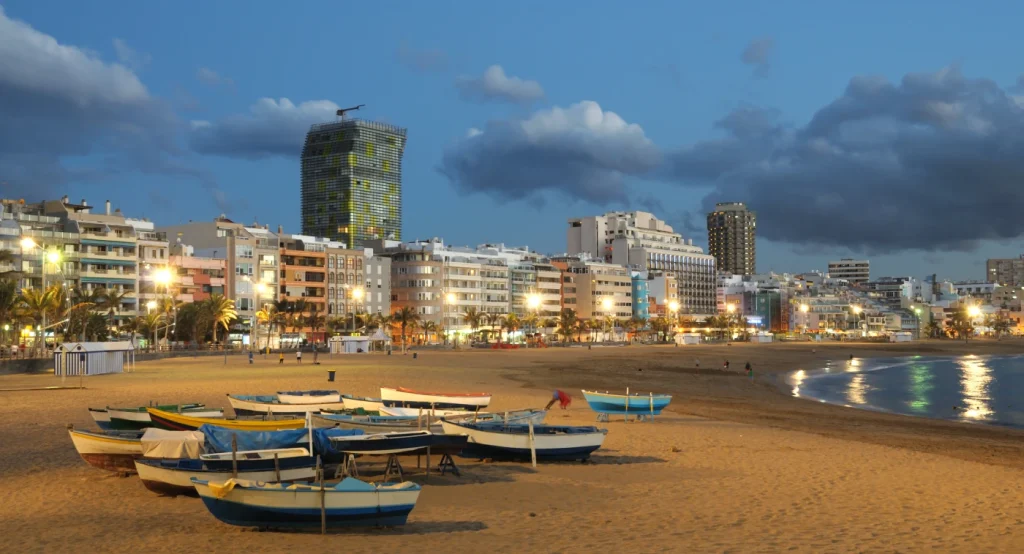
[793,355,1022,429]
[846,374,868,404]
[957,356,993,421]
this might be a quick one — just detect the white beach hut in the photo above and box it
[673,332,702,345]
[54,342,135,378]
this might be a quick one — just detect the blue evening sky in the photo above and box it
[3,0,1023,280]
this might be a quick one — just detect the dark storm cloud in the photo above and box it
[667,66,1024,253]
[741,37,774,78]
[438,101,662,205]
[0,7,227,210]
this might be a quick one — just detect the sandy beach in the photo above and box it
[1,341,1023,553]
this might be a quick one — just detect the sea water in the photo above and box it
[790,355,1024,429]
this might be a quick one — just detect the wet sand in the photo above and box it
[1,341,1022,553]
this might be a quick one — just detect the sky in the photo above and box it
[2,0,1024,281]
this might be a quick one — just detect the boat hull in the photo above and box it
[341,396,385,413]
[68,429,143,472]
[313,414,443,434]
[147,408,306,431]
[192,479,421,528]
[228,395,347,416]
[108,409,223,430]
[380,387,490,410]
[135,458,317,496]
[439,421,607,461]
[379,406,471,418]
[329,431,437,455]
[581,391,672,415]
[444,409,547,426]
[277,390,341,404]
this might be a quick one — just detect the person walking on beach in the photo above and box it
[745,362,753,380]
[545,390,572,410]
[248,351,253,364]
[723,360,730,370]
[695,358,700,368]
[312,344,319,365]
[296,349,302,363]
[278,352,284,364]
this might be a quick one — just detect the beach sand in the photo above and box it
[1,341,1023,553]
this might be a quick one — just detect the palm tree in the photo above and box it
[305,306,325,343]
[138,311,164,351]
[420,320,438,344]
[483,312,502,343]
[255,303,278,350]
[0,279,18,344]
[18,286,59,353]
[557,308,577,343]
[204,294,238,344]
[504,313,521,344]
[392,306,420,353]
[924,319,942,339]
[522,313,539,344]
[84,313,109,341]
[100,288,130,333]
[462,307,482,342]
[946,307,974,343]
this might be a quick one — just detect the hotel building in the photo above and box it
[707,202,756,275]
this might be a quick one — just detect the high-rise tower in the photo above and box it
[707,202,756,275]
[300,118,407,248]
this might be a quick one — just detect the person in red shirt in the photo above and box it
[545,390,572,410]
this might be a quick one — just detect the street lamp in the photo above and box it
[20,238,63,353]
[527,293,541,348]
[799,303,809,334]
[154,268,175,349]
[444,292,455,346]
[352,287,365,333]
[668,301,680,343]
[851,305,865,337]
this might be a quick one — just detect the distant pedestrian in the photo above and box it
[313,345,319,365]
[278,352,284,364]
[849,353,854,360]
[248,351,253,364]
[695,358,700,368]
[723,360,730,370]
[296,349,303,363]
[745,362,753,379]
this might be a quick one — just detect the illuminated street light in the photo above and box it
[967,305,981,318]
[146,300,157,312]
[668,301,679,313]
[601,297,612,311]
[851,305,862,314]
[799,304,809,313]
[526,294,541,310]
[154,268,172,285]
[20,237,36,250]
[444,291,453,304]
[726,303,736,313]
[45,250,62,264]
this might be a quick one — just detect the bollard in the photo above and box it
[412,352,418,359]
[327,369,336,382]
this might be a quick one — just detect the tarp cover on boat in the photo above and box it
[140,428,206,459]
[198,424,363,456]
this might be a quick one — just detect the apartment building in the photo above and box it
[550,255,632,320]
[827,259,870,284]
[707,202,756,275]
[1,197,81,291]
[129,219,169,309]
[567,211,715,317]
[168,244,225,303]
[363,256,391,316]
[986,255,1024,286]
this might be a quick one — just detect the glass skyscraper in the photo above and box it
[300,119,407,248]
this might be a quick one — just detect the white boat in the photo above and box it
[88,408,111,430]
[135,458,317,496]
[379,405,473,418]
[227,394,346,416]
[380,386,491,410]
[327,431,436,455]
[192,477,422,528]
[276,390,342,404]
[341,395,385,412]
[444,408,547,425]
[200,447,311,463]
[107,407,223,430]
[439,420,607,461]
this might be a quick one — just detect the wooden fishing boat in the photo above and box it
[341,394,385,413]
[378,406,472,418]
[227,394,347,416]
[88,408,112,430]
[191,477,422,529]
[67,426,144,472]
[312,413,444,434]
[135,457,318,496]
[200,448,312,470]
[108,405,222,430]
[581,390,672,418]
[276,390,342,404]
[380,387,491,410]
[443,408,547,426]
[439,420,607,461]
[327,431,439,455]
[147,408,306,431]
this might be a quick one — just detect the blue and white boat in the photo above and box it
[439,420,607,461]
[135,455,317,496]
[191,477,422,528]
[581,390,672,418]
[226,394,347,416]
[329,430,445,455]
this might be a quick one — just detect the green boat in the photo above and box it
[106,404,224,430]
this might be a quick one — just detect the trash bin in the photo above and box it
[327,370,336,382]
[412,352,418,359]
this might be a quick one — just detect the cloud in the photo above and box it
[439,101,661,204]
[0,7,225,210]
[741,37,774,77]
[396,42,448,72]
[196,67,233,88]
[188,97,340,159]
[666,65,1024,253]
[455,65,544,104]
[112,38,151,70]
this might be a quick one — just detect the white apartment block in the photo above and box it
[567,211,716,316]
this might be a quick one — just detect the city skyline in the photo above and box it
[3,1,1024,280]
